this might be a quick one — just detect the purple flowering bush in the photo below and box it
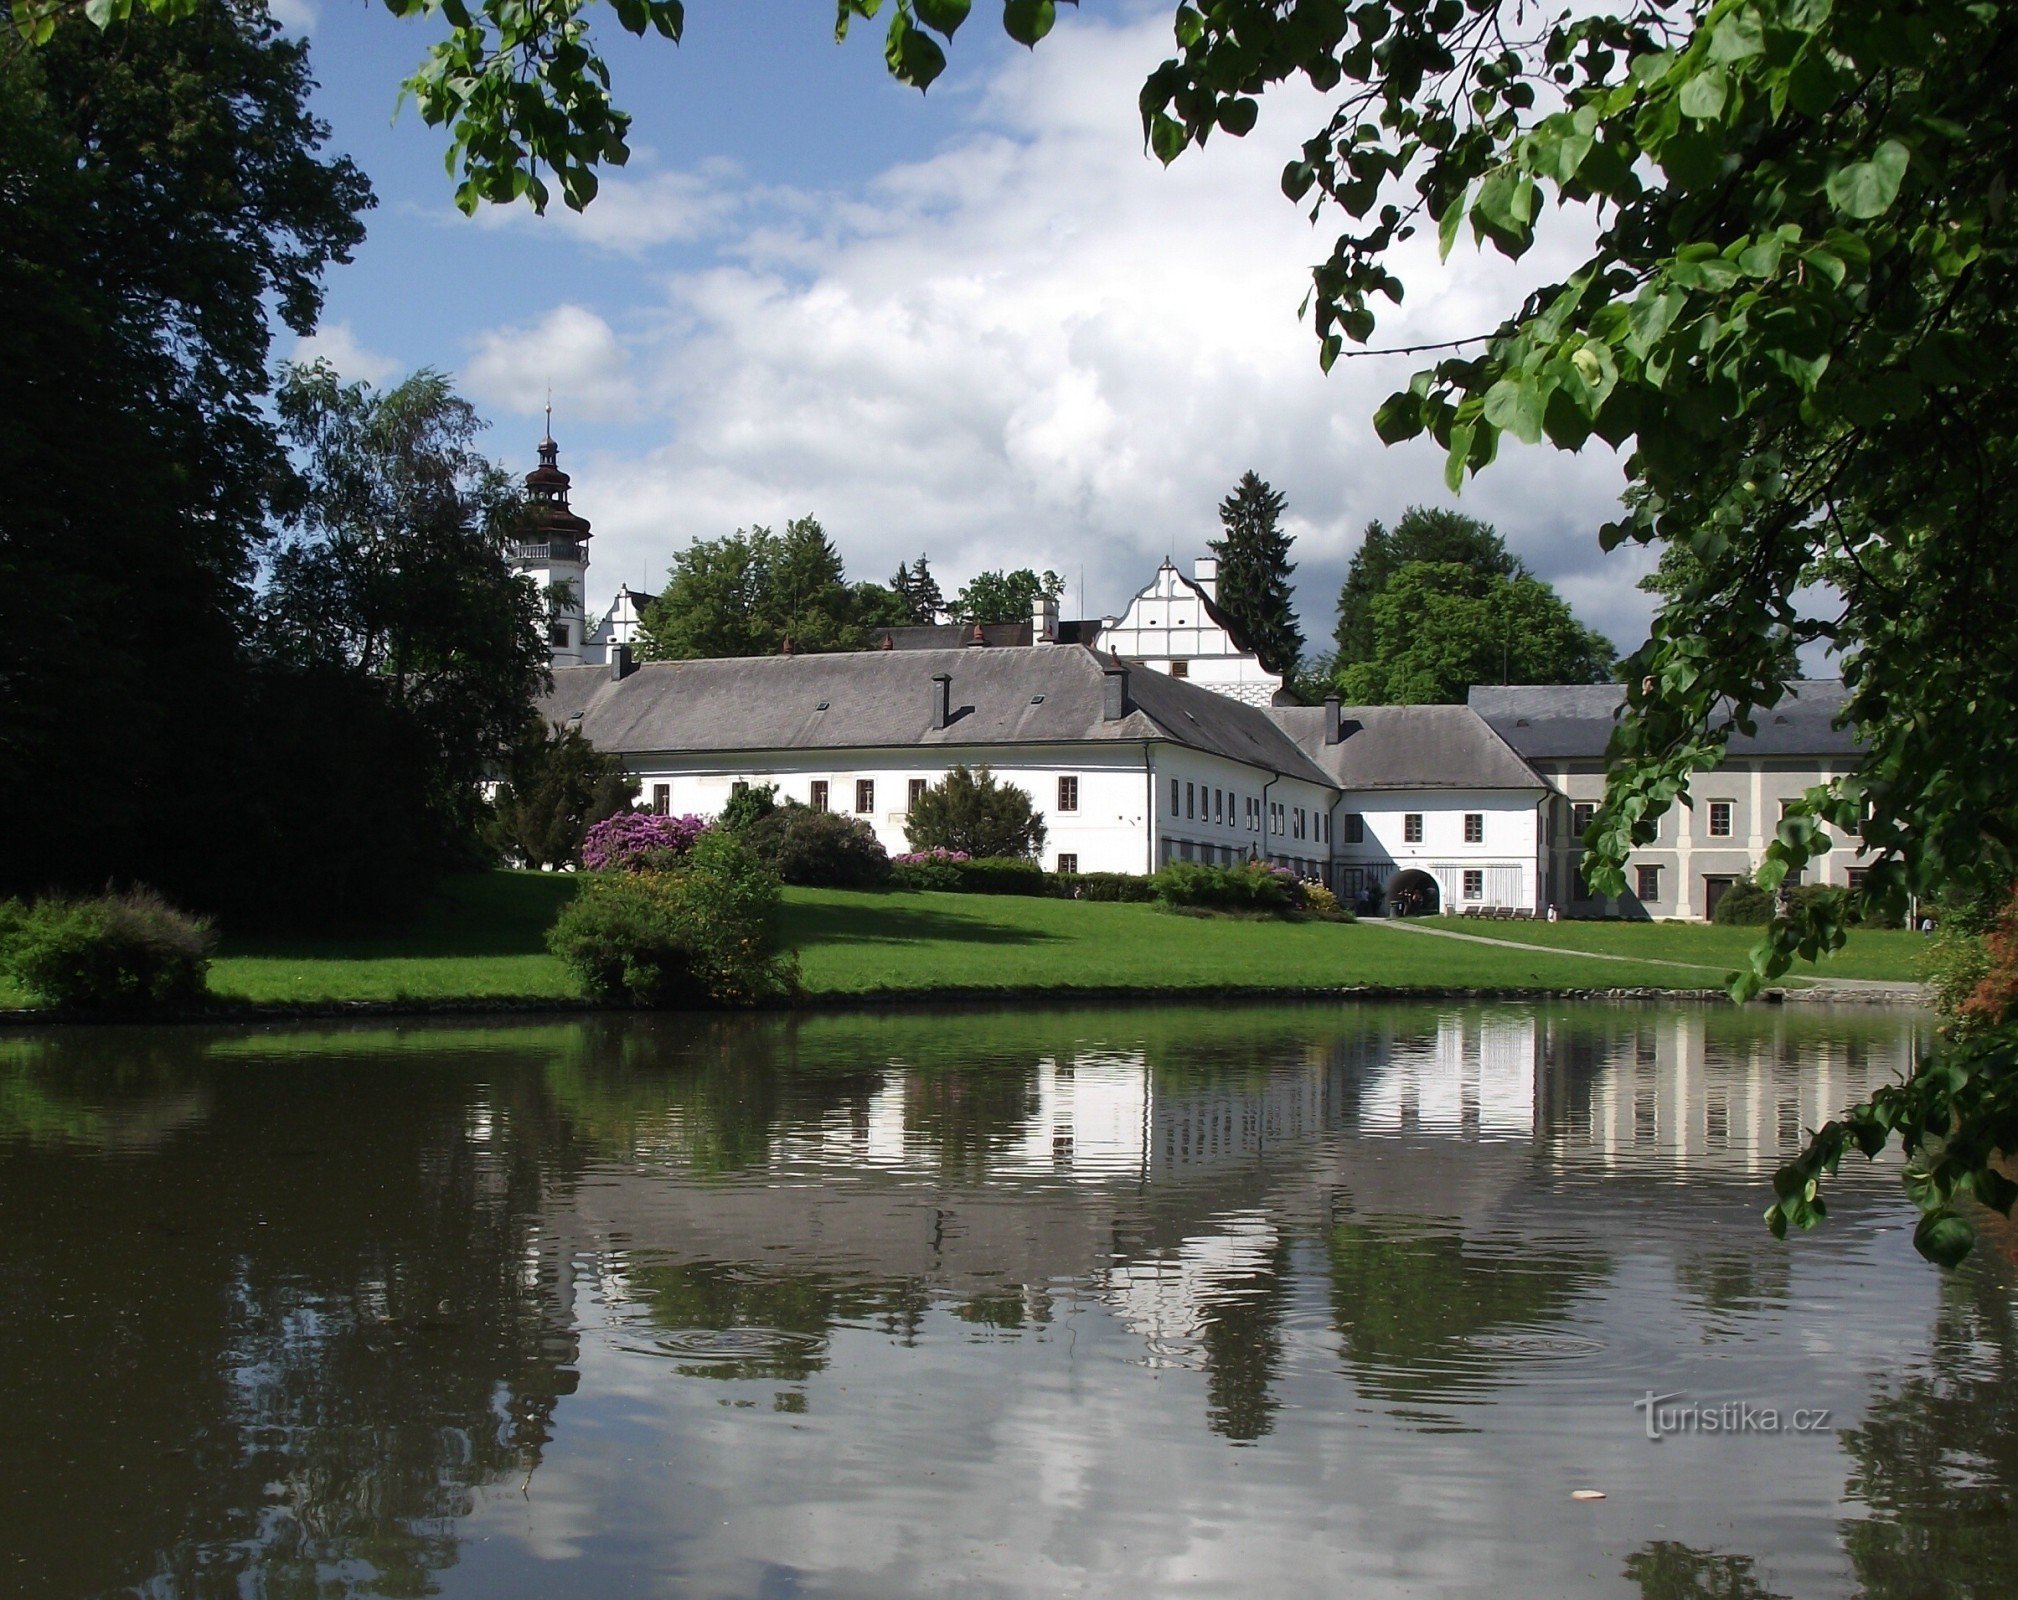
[889,847,971,891]
[582,811,708,873]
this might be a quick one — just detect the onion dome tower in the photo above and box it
[510,403,593,666]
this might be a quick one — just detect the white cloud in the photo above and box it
[288,320,397,385]
[463,304,641,424]
[465,16,1645,649]
[266,0,316,34]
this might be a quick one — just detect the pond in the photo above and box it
[0,1001,2011,1599]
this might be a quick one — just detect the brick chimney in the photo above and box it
[931,672,952,730]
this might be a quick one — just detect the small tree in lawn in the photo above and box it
[488,720,637,868]
[904,766,1047,860]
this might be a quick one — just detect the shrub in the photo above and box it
[485,721,638,869]
[890,848,970,891]
[546,831,794,1007]
[1050,871,1158,903]
[1153,861,1303,913]
[718,781,779,836]
[746,806,891,889]
[1711,877,1776,925]
[581,811,708,873]
[904,765,1047,859]
[1302,882,1346,917]
[0,888,215,1011]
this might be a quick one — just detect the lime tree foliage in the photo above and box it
[952,567,1065,625]
[1208,470,1303,678]
[638,518,906,659]
[0,0,375,917]
[1333,507,1525,664]
[487,720,638,869]
[905,766,1048,859]
[1335,561,1617,704]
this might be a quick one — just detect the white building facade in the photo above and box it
[1095,558,1287,707]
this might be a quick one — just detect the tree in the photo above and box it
[952,568,1064,625]
[889,556,945,625]
[487,720,637,869]
[904,766,1047,859]
[1334,508,1524,667]
[1333,563,1616,705]
[0,0,370,914]
[265,364,551,820]
[1208,471,1302,677]
[639,517,881,658]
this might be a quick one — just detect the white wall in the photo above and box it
[1147,743,1335,878]
[1099,562,1284,708]
[1330,789,1544,911]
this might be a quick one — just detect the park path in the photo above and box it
[1366,918,1925,1000]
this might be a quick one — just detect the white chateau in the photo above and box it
[519,437,1877,918]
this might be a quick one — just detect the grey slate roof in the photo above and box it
[1270,704,1546,791]
[540,645,1335,784]
[1469,681,1863,760]
[876,620,1105,651]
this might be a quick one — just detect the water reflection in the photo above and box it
[0,1001,2007,1599]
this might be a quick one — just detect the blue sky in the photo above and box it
[284,0,1649,644]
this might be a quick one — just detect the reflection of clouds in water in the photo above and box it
[1103,1211,1279,1369]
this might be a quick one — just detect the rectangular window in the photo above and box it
[1214,789,1224,824]
[1058,775,1079,813]
[1058,853,1078,874]
[1847,867,1869,892]
[1464,813,1484,845]
[1342,813,1364,845]
[1636,863,1661,901]
[731,780,749,796]
[1463,869,1484,900]
[909,778,928,810]
[856,779,874,814]
[1171,777,1181,815]
[1572,802,1596,836]
[651,784,670,816]
[810,780,829,813]
[1170,660,1188,678]
[1186,782,1195,820]
[1709,800,1733,837]
[1404,813,1424,844]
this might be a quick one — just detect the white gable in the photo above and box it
[1100,559,1284,708]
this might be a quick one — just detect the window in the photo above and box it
[1636,863,1661,901]
[1847,867,1869,893]
[909,778,928,809]
[1572,801,1596,836]
[810,780,829,813]
[1214,789,1223,824]
[1058,775,1079,813]
[651,784,670,816]
[731,780,749,797]
[1709,800,1733,837]
[1404,813,1424,844]
[1170,660,1188,678]
[1186,782,1195,820]
[1464,813,1484,845]
[856,779,875,814]
[1463,869,1484,900]
[1171,777,1181,815]
[548,623,570,647]
[1342,813,1364,845]
[1058,853,1079,874]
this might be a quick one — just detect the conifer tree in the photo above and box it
[1208,472,1302,678]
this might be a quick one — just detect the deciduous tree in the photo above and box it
[952,568,1064,625]
[640,517,884,658]
[1334,508,1524,667]
[904,766,1047,860]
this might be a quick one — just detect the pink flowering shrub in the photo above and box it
[581,811,708,873]
[892,849,971,866]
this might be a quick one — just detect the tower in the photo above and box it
[511,406,592,666]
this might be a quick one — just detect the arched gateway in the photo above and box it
[1385,868,1441,917]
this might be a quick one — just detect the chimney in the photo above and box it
[1194,556,1218,600]
[1323,693,1341,745]
[1103,664,1128,722]
[1032,590,1059,644]
[610,642,635,682]
[931,672,952,730]
[966,623,988,647]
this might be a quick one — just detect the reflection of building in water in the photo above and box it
[1357,1012,1538,1138]
[1103,1210,1279,1364]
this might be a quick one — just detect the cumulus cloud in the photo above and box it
[464,304,641,423]
[463,15,1647,648]
[287,320,398,385]
[266,0,316,34]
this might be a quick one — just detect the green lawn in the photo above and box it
[1415,915,1929,983]
[0,872,1928,1013]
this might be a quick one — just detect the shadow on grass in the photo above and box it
[784,898,1062,949]
[221,872,581,960]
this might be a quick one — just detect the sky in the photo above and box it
[282,0,1654,650]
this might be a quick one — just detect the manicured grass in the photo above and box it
[1415,915,1928,983]
[0,872,1927,1013]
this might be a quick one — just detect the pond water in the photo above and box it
[1,1001,2012,1599]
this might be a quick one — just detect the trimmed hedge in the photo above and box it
[1152,861,1305,913]
[1050,871,1158,903]
[0,888,215,1011]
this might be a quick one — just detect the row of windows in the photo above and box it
[1571,797,1836,842]
[654,776,1083,818]
[1167,779,1336,843]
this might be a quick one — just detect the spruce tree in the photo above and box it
[1208,472,1302,678]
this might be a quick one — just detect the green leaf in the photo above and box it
[1217,98,1259,137]
[1148,111,1187,166]
[913,0,970,38]
[1825,139,1910,219]
[1437,189,1466,260]
[1707,4,1765,62]
[885,9,947,88]
[1913,1210,1977,1268]
[1483,375,1548,444]
[1678,65,1728,121]
[1002,0,1055,47]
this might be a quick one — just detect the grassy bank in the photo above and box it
[0,872,1929,1014]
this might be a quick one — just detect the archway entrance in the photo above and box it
[1386,869,1441,917]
